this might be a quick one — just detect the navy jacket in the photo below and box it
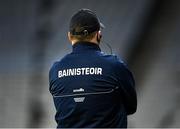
[49,42,137,128]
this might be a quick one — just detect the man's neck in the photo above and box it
[71,39,99,46]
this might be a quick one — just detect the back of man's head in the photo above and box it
[69,9,104,43]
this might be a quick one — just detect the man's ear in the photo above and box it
[98,31,102,38]
[96,31,102,43]
[68,32,72,42]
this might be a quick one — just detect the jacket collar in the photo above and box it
[72,41,101,53]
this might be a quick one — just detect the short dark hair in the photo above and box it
[70,31,97,42]
[69,9,104,42]
[69,9,102,35]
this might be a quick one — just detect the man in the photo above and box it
[49,8,137,128]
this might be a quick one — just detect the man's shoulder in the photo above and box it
[50,52,126,71]
[99,52,125,65]
[49,54,71,70]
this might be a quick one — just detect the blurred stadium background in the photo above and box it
[0,0,180,127]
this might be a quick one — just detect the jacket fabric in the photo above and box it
[49,41,137,128]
